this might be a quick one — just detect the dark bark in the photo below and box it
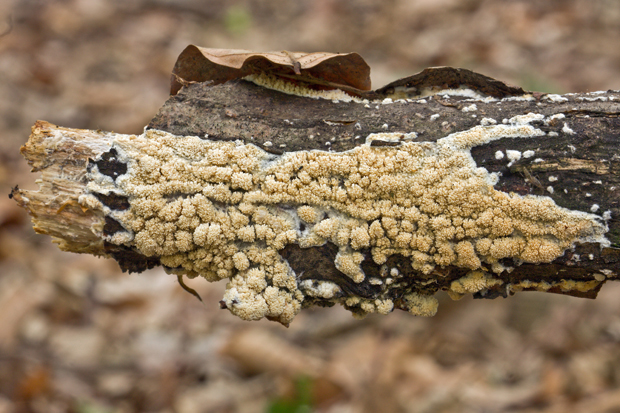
[148,80,620,302]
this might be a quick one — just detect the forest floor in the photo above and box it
[1,0,620,412]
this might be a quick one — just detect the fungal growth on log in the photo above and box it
[12,46,620,325]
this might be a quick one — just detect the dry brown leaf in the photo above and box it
[170,45,371,95]
[220,328,324,377]
[375,66,526,98]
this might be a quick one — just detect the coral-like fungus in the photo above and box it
[81,112,607,323]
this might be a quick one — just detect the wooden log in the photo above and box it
[12,77,620,325]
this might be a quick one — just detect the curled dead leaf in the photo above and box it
[375,67,526,99]
[170,45,371,95]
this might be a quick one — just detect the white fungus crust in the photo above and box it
[299,280,341,299]
[81,112,608,323]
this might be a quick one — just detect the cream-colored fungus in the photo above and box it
[244,73,366,103]
[80,112,608,323]
[447,270,503,300]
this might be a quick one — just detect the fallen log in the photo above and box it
[11,52,620,325]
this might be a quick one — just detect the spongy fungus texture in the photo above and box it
[81,113,608,324]
[244,73,366,103]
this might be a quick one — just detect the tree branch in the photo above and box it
[12,78,620,325]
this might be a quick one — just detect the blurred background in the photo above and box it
[1,0,620,412]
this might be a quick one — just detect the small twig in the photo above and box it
[177,274,203,303]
